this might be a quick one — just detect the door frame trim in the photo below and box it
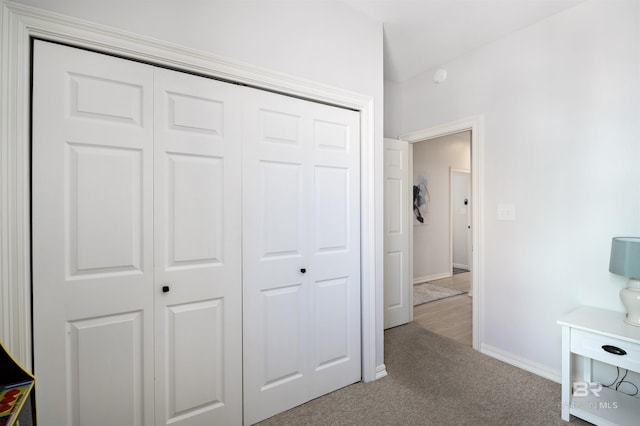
[400,116,484,350]
[0,0,380,382]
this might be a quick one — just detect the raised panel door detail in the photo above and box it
[384,251,403,309]
[165,300,224,419]
[385,146,402,169]
[385,177,403,235]
[68,72,143,126]
[260,161,302,258]
[261,284,304,389]
[314,120,349,152]
[260,110,300,144]
[315,166,349,252]
[314,277,350,369]
[68,312,144,426]
[166,153,223,268]
[67,142,143,277]
[167,92,224,135]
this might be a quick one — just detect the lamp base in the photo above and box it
[620,279,640,326]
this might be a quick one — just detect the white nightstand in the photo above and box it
[558,306,640,425]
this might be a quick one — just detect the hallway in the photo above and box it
[413,272,471,345]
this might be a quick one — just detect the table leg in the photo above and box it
[561,326,571,421]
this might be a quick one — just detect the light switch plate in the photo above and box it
[497,204,515,221]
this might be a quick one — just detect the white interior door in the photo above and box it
[152,68,242,425]
[383,138,412,329]
[451,169,471,270]
[32,41,243,425]
[32,41,155,425]
[242,87,361,425]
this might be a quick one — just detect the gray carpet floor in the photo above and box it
[257,322,591,425]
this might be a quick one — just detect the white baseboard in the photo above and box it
[481,343,561,383]
[413,272,451,285]
[375,363,388,380]
[453,263,470,270]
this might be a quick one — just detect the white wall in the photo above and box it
[16,0,382,99]
[387,0,640,375]
[11,0,386,374]
[412,132,470,282]
[384,78,403,138]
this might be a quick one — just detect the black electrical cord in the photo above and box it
[602,366,639,397]
[602,366,621,388]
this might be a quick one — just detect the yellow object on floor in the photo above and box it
[0,341,35,426]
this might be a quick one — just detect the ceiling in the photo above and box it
[343,0,585,82]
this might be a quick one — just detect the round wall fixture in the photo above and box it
[434,68,447,83]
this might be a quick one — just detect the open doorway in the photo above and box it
[411,131,472,345]
[383,115,483,350]
[399,115,484,350]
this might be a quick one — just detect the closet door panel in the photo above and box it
[307,103,361,398]
[243,92,309,425]
[71,144,143,274]
[153,68,242,426]
[70,312,144,426]
[261,284,305,384]
[165,300,224,416]
[166,153,224,267]
[260,161,304,256]
[32,41,155,426]
[314,166,349,252]
[313,277,350,365]
[243,87,360,425]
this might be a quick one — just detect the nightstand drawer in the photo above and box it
[571,328,640,372]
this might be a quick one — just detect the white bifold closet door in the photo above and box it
[32,41,242,426]
[152,67,242,426]
[32,40,361,426]
[242,88,361,425]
